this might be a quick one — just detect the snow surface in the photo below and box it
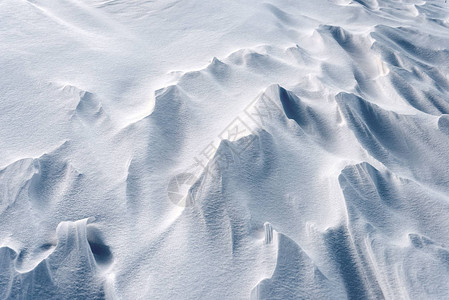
[1,0,449,299]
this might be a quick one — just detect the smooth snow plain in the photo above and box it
[1,0,449,299]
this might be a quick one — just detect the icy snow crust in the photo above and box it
[1,0,449,299]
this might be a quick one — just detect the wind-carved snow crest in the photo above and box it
[0,218,114,299]
[1,0,449,299]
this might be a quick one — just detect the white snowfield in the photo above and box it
[1,0,449,299]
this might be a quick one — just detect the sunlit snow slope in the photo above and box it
[1,0,449,299]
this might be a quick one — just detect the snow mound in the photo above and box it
[1,0,449,298]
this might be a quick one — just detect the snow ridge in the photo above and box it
[1,0,449,299]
